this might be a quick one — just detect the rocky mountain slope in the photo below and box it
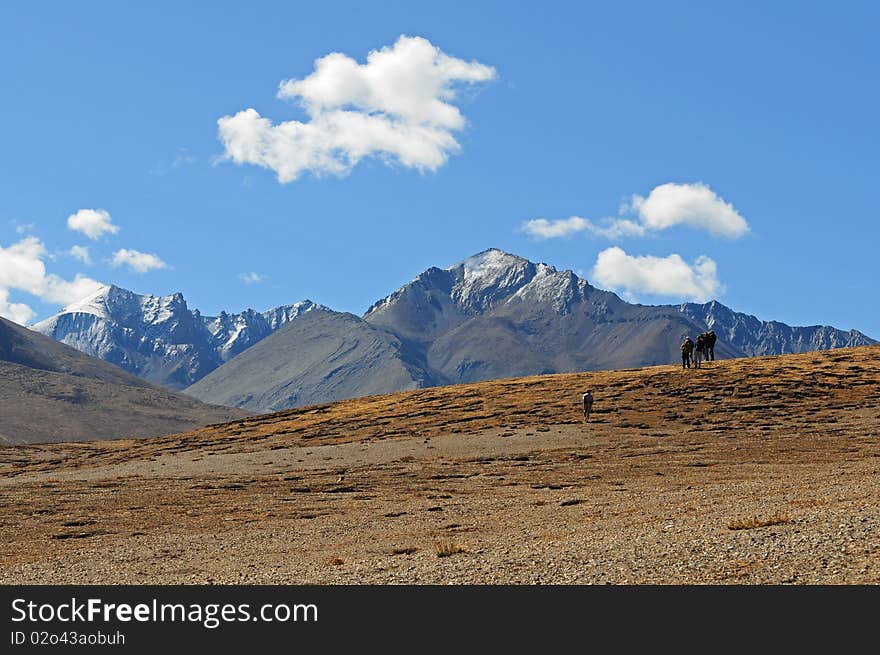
[186,310,432,412]
[30,249,875,413]
[678,300,871,355]
[188,249,873,412]
[0,317,242,444]
[32,285,322,389]
[364,249,738,385]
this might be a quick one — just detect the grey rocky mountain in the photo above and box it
[0,316,242,444]
[185,309,432,413]
[678,300,873,356]
[185,248,874,413]
[29,249,875,414]
[32,284,322,389]
[363,248,739,384]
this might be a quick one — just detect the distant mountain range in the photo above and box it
[33,285,324,389]
[31,249,875,413]
[0,316,241,444]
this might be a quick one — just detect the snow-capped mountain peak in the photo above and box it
[450,248,536,312]
[31,285,323,389]
[54,283,115,318]
[365,248,593,324]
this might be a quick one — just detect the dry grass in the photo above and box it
[432,541,465,558]
[5,344,879,477]
[727,514,792,531]
[391,547,418,555]
[2,345,879,584]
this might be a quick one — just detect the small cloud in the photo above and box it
[172,148,197,169]
[522,216,645,240]
[67,209,119,240]
[217,35,496,183]
[111,249,168,273]
[523,182,749,241]
[0,289,35,325]
[15,222,36,235]
[239,272,264,284]
[590,246,722,303]
[68,245,91,265]
[627,182,749,238]
[151,148,198,176]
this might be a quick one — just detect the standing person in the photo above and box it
[681,336,694,369]
[694,334,705,369]
[706,330,717,361]
[582,390,594,423]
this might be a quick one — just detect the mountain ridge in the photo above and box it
[184,248,873,412]
[32,284,326,389]
[25,248,876,413]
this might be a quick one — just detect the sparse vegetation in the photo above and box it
[727,514,792,531]
[391,547,418,555]
[2,346,878,585]
[432,541,464,558]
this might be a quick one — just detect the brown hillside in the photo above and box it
[0,317,243,445]
[2,346,879,584]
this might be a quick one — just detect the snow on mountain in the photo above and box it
[32,285,323,389]
[365,248,592,323]
[202,300,325,361]
[261,300,324,330]
[29,248,876,405]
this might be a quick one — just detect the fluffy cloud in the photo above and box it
[69,245,91,264]
[111,249,168,273]
[627,182,749,238]
[218,35,496,182]
[523,182,749,241]
[591,246,722,302]
[522,216,645,240]
[0,290,35,325]
[239,272,264,284]
[67,209,119,240]
[0,236,103,324]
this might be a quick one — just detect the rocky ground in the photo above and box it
[2,346,879,584]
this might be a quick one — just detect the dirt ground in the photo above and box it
[2,346,879,584]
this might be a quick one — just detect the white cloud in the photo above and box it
[628,182,749,238]
[111,249,168,273]
[0,236,103,324]
[15,222,36,235]
[218,35,496,183]
[0,290,35,325]
[67,208,119,240]
[69,245,91,264]
[523,182,749,241]
[522,216,645,240]
[239,272,264,284]
[590,246,722,302]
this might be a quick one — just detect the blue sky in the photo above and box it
[1,1,877,337]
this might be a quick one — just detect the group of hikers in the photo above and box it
[680,330,717,369]
[580,330,719,423]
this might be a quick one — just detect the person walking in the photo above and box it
[694,334,706,369]
[582,390,594,423]
[681,336,694,369]
[706,330,717,361]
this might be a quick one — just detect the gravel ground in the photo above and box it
[2,346,879,584]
